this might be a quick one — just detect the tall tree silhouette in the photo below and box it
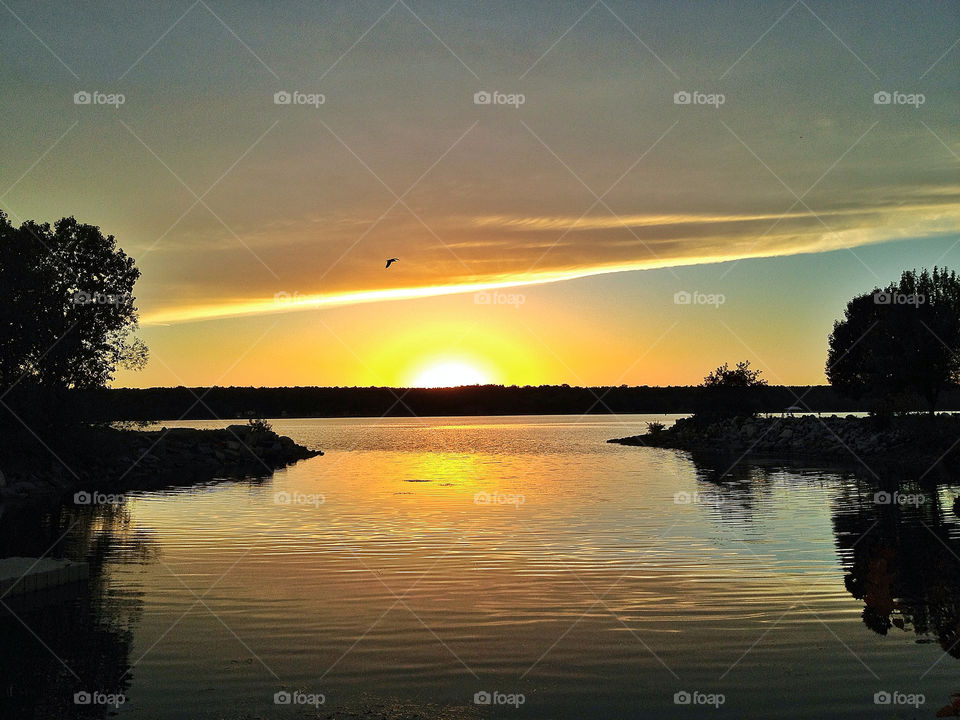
[827,268,960,414]
[0,211,146,393]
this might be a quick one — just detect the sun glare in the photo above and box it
[411,360,491,388]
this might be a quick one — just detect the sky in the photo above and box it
[1,1,958,388]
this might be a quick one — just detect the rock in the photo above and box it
[0,557,89,596]
[0,425,323,506]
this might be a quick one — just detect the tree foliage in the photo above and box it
[695,360,767,420]
[827,268,960,413]
[702,361,768,388]
[0,211,147,393]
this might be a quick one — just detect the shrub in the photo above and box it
[247,417,273,433]
[694,361,767,421]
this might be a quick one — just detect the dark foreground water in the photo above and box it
[1,415,959,719]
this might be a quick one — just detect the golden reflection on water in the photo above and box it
[4,416,960,719]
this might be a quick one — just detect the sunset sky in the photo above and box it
[2,1,958,388]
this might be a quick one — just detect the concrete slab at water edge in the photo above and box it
[0,556,89,597]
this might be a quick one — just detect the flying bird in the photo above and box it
[385,257,399,269]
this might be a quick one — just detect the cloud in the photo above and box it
[140,196,960,326]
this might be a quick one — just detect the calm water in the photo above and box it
[2,415,960,719]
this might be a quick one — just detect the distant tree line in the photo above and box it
[59,383,960,422]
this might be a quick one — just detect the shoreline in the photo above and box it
[0,424,322,507]
[609,414,960,478]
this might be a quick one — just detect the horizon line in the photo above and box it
[104,382,836,391]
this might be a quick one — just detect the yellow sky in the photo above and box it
[3,2,958,388]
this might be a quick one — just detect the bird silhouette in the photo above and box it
[385,257,399,268]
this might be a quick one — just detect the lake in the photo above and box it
[1,415,958,719]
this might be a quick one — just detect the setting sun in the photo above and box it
[410,360,492,388]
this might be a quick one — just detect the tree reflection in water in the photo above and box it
[690,453,960,658]
[0,500,153,719]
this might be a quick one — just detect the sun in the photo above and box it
[410,360,492,388]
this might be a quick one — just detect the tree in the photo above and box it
[703,360,767,388]
[827,268,960,414]
[0,211,147,394]
[695,360,767,420]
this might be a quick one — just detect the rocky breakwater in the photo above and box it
[0,423,323,505]
[609,414,960,472]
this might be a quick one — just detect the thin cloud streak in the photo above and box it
[140,211,960,326]
[468,200,960,234]
[141,256,730,326]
